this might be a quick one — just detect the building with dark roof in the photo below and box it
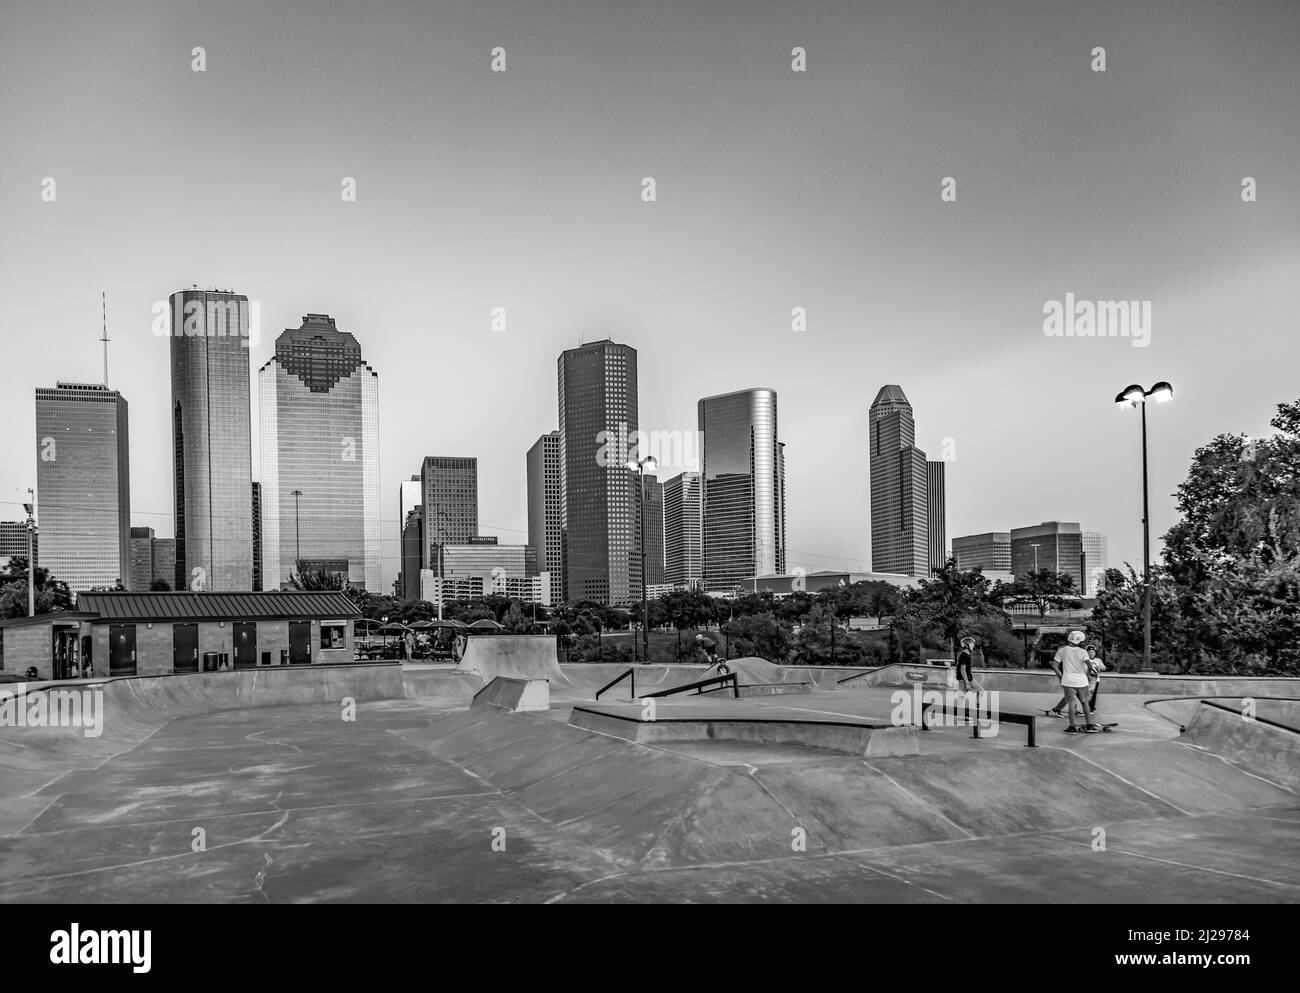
[0,591,360,680]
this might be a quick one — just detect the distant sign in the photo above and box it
[904,670,929,682]
[468,536,498,545]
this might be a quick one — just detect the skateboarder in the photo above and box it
[955,636,978,693]
[1053,631,1101,733]
[695,632,727,673]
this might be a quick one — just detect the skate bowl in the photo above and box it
[454,635,569,685]
[1180,699,1300,793]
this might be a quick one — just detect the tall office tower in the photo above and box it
[664,471,702,588]
[251,481,262,591]
[558,339,639,605]
[170,288,253,591]
[697,388,786,592]
[643,474,666,586]
[1081,530,1110,596]
[128,526,177,590]
[421,457,479,569]
[258,314,381,591]
[400,506,424,599]
[0,521,37,569]
[868,385,930,578]
[526,432,563,578]
[35,382,131,593]
[129,526,156,591]
[1010,521,1084,590]
[926,461,947,574]
[952,532,1011,572]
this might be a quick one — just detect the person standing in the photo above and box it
[1053,631,1100,733]
[1086,643,1105,712]
[955,636,977,693]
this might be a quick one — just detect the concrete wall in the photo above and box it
[2,626,50,678]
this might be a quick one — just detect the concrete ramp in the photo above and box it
[1182,701,1300,793]
[454,635,569,685]
[472,676,550,713]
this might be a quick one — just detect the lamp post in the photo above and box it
[291,489,303,571]
[626,454,658,664]
[1115,381,1174,671]
[24,490,37,617]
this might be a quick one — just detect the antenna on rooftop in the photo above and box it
[100,291,110,386]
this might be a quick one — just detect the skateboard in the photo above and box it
[1062,722,1119,733]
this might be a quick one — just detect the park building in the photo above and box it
[0,591,361,680]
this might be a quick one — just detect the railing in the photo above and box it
[595,667,635,701]
[920,696,1037,747]
[641,672,739,700]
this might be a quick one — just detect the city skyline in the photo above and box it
[4,1,1298,593]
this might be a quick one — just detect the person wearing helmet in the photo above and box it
[1053,631,1100,733]
[955,636,977,693]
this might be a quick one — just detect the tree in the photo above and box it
[1005,569,1081,620]
[287,567,348,591]
[149,578,172,591]
[502,600,535,634]
[725,614,792,662]
[894,562,1009,660]
[0,557,73,618]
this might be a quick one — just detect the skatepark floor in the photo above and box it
[1,672,1296,903]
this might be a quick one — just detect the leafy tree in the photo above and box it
[725,614,793,662]
[149,578,172,591]
[502,600,535,634]
[287,566,349,591]
[0,557,73,618]
[1004,569,1081,620]
[894,562,1008,660]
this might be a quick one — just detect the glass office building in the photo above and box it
[34,382,131,593]
[952,531,1011,572]
[258,314,381,591]
[927,460,947,574]
[698,388,786,593]
[664,471,702,588]
[558,340,639,605]
[170,289,254,591]
[869,385,930,578]
[526,432,562,578]
[421,457,479,570]
[1010,521,1084,589]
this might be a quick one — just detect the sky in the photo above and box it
[2,0,1298,591]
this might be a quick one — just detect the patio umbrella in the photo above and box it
[425,618,468,629]
[406,620,436,630]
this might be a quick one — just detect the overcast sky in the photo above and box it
[2,0,1297,589]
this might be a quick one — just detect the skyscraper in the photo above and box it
[421,457,478,569]
[558,339,639,605]
[664,471,702,589]
[1010,521,1084,590]
[952,532,1011,573]
[869,385,929,577]
[698,388,786,592]
[1082,531,1110,596]
[251,481,262,592]
[35,382,130,593]
[128,526,175,591]
[258,314,381,591]
[170,288,253,591]
[400,506,423,600]
[644,474,666,586]
[927,460,947,574]
[526,432,563,579]
[0,521,37,570]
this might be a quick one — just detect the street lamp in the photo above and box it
[626,454,658,664]
[24,490,37,618]
[291,489,303,572]
[1115,381,1174,671]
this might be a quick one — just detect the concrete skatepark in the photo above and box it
[2,635,1297,903]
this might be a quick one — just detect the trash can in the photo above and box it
[202,652,220,672]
